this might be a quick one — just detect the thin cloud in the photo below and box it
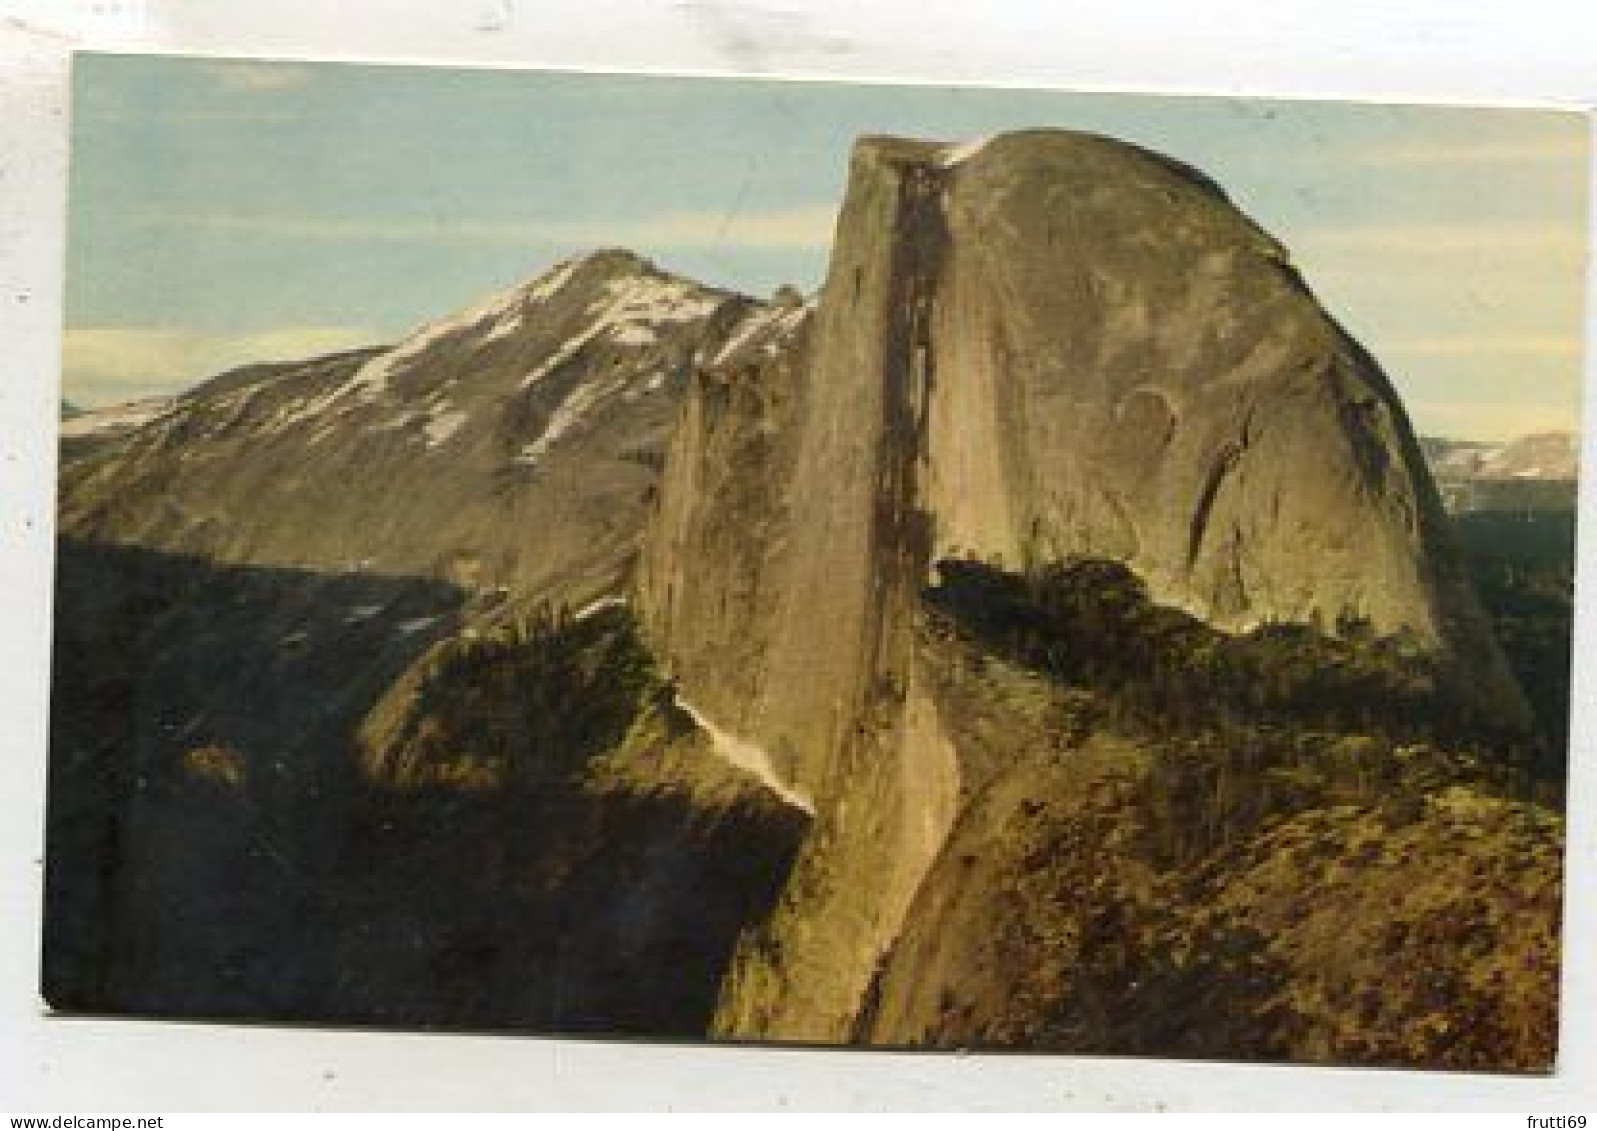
[611,204,839,250]
[133,204,841,251]
[1378,334,1584,359]
[1409,399,1583,442]
[85,107,302,125]
[195,61,318,94]
[1296,221,1586,258]
[1344,134,1589,167]
[63,324,378,405]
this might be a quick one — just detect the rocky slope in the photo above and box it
[58,250,766,604]
[45,541,807,1030]
[48,252,821,1029]
[637,129,1550,1054]
[646,130,1529,799]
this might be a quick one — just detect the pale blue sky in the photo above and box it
[65,53,1589,439]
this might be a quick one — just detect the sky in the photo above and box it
[63,53,1590,440]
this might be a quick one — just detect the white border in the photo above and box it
[2,0,1593,1112]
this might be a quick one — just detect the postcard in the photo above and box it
[48,53,1586,1070]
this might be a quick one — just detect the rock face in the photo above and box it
[637,129,1531,1041]
[50,128,1556,1065]
[59,250,764,604]
[48,252,820,1032]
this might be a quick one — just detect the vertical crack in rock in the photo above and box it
[863,157,947,684]
[1186,440,1243,572]
[836,150,963,1021]
[692,141,971,1042]
[1186,404,1256,579]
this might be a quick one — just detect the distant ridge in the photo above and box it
[57,250,774,602]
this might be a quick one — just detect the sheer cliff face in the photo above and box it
[922,132,1482,647]
[59,251,758,605]
[647,128,1521,786]
[638,130,1530,1041]
[920,131,1521,721]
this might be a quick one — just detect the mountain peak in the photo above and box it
[854,128,1237,203]
[642,124,1535,1034]
[564,246,653,276]
[58,250,762,600]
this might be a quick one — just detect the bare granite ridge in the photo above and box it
[637,128,1532,1041]
[59,249,763,606]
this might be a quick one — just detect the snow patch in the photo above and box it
[478,257,585,345]
[711,302,809,365]
[575,595,628,620]
[267,378,370,434]
[712,306,780,365]
[523,256,584,305]
[348,324,452,399]
[374,412,416,432]
[588,274,723,348]
[610,322,658,347]
[60,398,174,438]
[341,256,596,400]
[258,258,723,445]
[478,311,524,345]
[676,696,814,814]
[304,421,342,447]
[422,407,469,447]
[519,326,602,390]
[516,374,623,463]
[937,136,991,167]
